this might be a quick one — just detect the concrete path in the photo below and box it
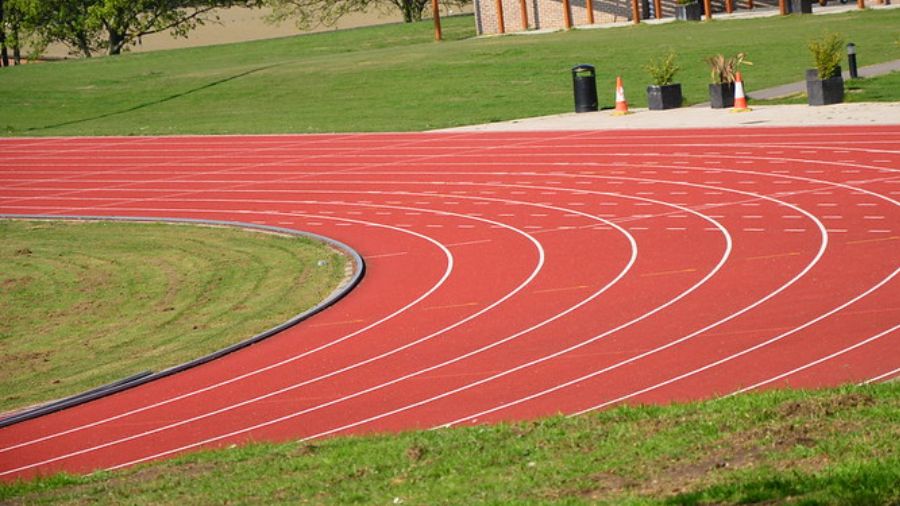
[746,59,900,101]
[439,102,900,132]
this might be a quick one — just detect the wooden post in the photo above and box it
[857,0,864,8]
[704,0,712,19]
[631,0,641,23]
[519,0,529,29]
[778,0,788,15]
[725,0,734,12]
[586,0,595,24]
[495,0,506,33]
[432,0,442,41]
[748,0,754,9]
[654,0,662,18]
[562,0,573,29]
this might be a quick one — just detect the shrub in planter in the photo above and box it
[675,0,702,20]
[645,51,682,110]
[806,33,845,106]
[705,52,752,108]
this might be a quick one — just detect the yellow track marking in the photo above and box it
[309,319,365,328]
[746,251,801,261]
[533,285,590,294]
[641,268,697,277]
[846,236,899,246]
[423,302,480,311]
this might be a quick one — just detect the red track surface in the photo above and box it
[1,126,898,481]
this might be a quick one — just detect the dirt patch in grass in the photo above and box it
[559,390,888,500]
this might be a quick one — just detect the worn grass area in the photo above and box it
[754,70,900,104]
[0,219,348,414]
[1,10,899,135]
[1,384,897,504]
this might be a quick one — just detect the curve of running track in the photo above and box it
[0,126,897,480]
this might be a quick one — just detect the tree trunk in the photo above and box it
[11,24,19,64]
[0,0,8,67]
[400,1,414,22]
[108,29,126,55]
[77,34,93,58]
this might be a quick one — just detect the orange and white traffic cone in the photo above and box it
[613,76,630,116]
[733,71,751,112]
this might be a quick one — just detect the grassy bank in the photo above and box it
[0,220,348,414]
[0,10,898,136]
[2,383,897,504]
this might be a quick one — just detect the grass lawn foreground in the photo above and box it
[0,219,349,415]
[0,9,899,136]
[1,383,898,504]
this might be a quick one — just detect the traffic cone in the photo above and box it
[612,76,630,116]
[732,72,751,112]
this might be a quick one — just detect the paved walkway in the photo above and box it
[748,59,900,100]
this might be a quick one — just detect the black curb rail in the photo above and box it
[0,214,365,428]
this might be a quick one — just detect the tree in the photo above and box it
[266,0,469,28]
[20,0,259,57]
[1,0,9,67]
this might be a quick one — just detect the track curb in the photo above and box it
[0,214,365,428]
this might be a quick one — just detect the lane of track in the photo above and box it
[0,126,897,480]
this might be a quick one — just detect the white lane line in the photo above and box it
[578,270,899,416]
[732,323,900,394]
[258,179,750,436]
[556,164,900,415]
[863,367,900,384]
[0,208,455,460]
[441,183,825,427]
[0,188,589,471]
[98,192,644,473]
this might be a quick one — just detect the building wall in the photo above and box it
[474,0,782,35]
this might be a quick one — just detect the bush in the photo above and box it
[645,51,680,86]
[705,52,752,84]
[808,32,845,79]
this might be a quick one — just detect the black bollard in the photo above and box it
[847,43,858,79]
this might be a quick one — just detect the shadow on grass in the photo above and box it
[24,63,281,133]
[665,459,900,505]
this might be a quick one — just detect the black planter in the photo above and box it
[789,0,813,13]
[675,2,702,20]
[805,66,841,81]
[708,82,736,109]
[806,66,844,106]
[647,84,683,110]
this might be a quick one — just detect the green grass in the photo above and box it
[2,383,898,504]
[0,219,348,414]
[754,70,900,104]
[1,10,899,136]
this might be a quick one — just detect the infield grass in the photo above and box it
[0,9,898,136]
[0,219,348,414]
[2,383,897,504]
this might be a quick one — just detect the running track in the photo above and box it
[1,126,898,481]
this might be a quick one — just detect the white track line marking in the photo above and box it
[731,323,900,394]
[0,209,455,459]
[51,190,643,473]
[862,366,900,384]
[572,269,898,416]
[0,191,560,471]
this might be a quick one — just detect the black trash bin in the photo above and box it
[572,64,598,113]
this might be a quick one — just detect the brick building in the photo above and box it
[472,0,782,35]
